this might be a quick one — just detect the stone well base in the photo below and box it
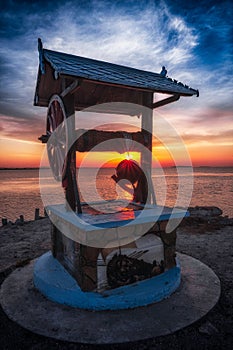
[0,253,220,344]
[33,252,181,310]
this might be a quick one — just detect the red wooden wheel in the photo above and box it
[46,95,68,181]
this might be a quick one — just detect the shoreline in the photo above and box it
[1,205,233,228]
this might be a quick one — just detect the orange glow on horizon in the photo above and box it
[77,151,140,168]
[0,138,45,168]
[188,144,233,167]
[0,137,232,168]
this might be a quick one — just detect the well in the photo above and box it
[34,38,199,307]
[0,38,222,345]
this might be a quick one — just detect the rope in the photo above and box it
[123,132,133,157]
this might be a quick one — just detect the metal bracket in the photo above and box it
[60,79,80,98]
[152,94,180,109]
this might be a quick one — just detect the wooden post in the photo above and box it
[51,224,64,259]
[62,93,76,212]
[34,208,40,220]
[159,221,177,269]
[150,220,177,269]
[2,218,7,226]
[141,92,153,204]
[75,245,101,291]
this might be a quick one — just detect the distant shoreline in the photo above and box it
[0,168,41,170]
[1,166,233,171]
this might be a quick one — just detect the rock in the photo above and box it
[189,206,223,218]
[198,321,219,335]
[14,219,24,226]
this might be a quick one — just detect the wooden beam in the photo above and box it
[60,74,195,96]
[60,79,80,98]
[38,130,148,148]
[38,134,49,143]
[60,74,155,93]
[152,94,180,109]
[34,97,49,107]
[74,129,148,152]
[75,103,144,115]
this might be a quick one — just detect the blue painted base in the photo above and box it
[33,252,181,311]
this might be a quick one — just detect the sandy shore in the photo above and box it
[0,210,233,349]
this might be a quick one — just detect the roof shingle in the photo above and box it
[42,49,198,96]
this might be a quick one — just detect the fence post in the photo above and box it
[35,208,40,220]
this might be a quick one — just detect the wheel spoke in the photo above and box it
[46,95,67,181]
[50,104,56,130]
[57,146,65,172]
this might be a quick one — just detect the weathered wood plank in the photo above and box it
[75,129,150,152]
[38,129,153,152]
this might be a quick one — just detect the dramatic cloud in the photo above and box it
[0,0,232,165]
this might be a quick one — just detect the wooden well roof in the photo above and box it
[34,39,198,112]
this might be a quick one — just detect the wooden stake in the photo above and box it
[2,218,7,226]
[35,208,40,220]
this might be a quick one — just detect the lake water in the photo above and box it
[0,167,232,221]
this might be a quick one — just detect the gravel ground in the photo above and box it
[0,216,233,350]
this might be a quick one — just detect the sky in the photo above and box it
[0,0,232,168]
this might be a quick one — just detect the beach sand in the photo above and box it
[0,211,233,349]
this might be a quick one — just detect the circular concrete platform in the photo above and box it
[0,253,220,344]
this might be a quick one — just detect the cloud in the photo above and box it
[157,106,233,149]
[0,115,44,141]
[181,129,233,146]
[0,1,200,127]
[0,0,232,157]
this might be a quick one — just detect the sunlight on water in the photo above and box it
[0,167,232,221]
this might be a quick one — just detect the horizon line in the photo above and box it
[1,165,233,170]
